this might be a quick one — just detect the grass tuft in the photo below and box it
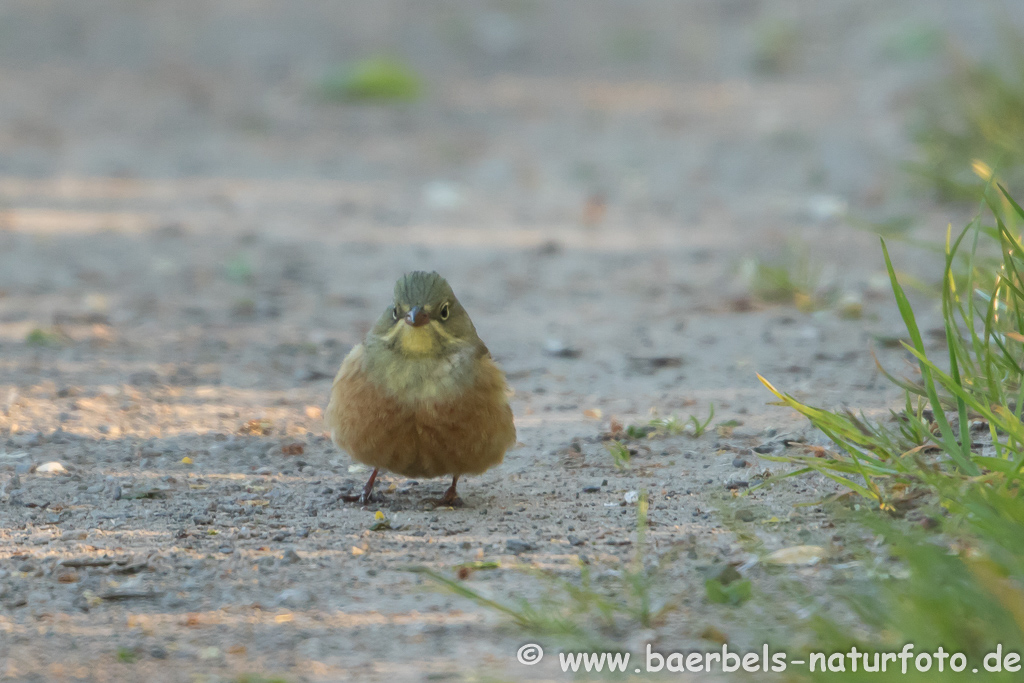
[625,404,715,440]
[762,185,1024,679]
[740,242,836,312]
[411,492,676,650]
[25,327,63,348]
[604,439,631,469]
[320,57,422,103]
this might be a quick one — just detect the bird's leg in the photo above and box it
[358,468,379,505]
[438,475,462,506]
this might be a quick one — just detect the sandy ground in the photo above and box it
[0,2,1020,681]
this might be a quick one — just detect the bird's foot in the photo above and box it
[436,476,463,507]
[356,467,379,506]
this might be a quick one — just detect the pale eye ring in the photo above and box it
[392,306,399,321]
[439,302,450,321]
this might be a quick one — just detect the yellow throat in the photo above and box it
[396,324,440,356]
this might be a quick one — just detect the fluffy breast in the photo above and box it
[326,345,516,479]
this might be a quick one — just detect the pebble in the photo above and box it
[193,515,213,525]
[60,530,87,541]
[732,457,748,468]
[161,594,186,609]
[281,549,301,564]
[505,539,534,554]
[543,338,581,358]
[36,461,67,475]
[12,433,43,448]
[582,485,601,493]
[128,370,161,386]
[567,535,585,546]
[735,509,756,522]
[275,587,314,608]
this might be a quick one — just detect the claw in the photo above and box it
[437,475,462,507]
[358,467,379,505]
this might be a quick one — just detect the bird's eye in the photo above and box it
[439,302,450,321]
[392,306,399,321]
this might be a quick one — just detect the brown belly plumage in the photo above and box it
[325,345,516,479]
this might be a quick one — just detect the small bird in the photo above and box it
[326,271,516,505]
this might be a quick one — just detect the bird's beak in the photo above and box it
[405,306,429,327]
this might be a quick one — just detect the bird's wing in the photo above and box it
[325,343,366,432]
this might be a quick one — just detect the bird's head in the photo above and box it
[369,271,482,358]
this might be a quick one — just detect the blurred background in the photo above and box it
[1,2,1024,680]
[0,1,1020,365]
[0,0,1020,225]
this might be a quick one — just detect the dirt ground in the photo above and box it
[0,2,1021,681]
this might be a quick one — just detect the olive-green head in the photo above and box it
[368,271,483,357]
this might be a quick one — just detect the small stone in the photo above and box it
[36,461,67,475]
[60,530,87,541]
[13,433,43,448]
[505,539,534,554]
[732,457,748,468]
[582,485,601,493]
[161,594,186,609]
[128,370,161,386]
[274,587,314,608]
[567,535,585,547]
[150,646,168,659]
[193,515,213,525]
[56,570,79,584]
[735,509,756,522]
[543,338,581,358]
[281,549,301,564]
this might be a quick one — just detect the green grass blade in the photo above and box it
[882,238,979,474]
